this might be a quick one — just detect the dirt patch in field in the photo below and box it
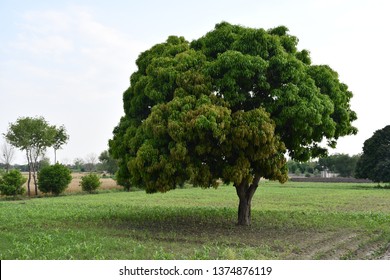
[381,244,390,260]
[290,231,362,259]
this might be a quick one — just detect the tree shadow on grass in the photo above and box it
[101,207,327,249]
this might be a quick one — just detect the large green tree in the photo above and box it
[110,22,357,225]
[355,125,390,183]
[4,117,69,196]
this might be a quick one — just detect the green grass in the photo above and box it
[1,181,390,259]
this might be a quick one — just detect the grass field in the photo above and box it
[1,181,389,260]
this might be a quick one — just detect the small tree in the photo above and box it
[0,169,27,196]
[38,164,72,195]
[53,125,69,164]
[80,173,101,193]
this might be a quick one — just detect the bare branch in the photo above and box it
[1,141,15,172]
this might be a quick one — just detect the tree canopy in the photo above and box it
[109,22,357,225]
[355,125,390,183]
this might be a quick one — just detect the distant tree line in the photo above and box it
[355,125,390,184]
[288,153,360,178]
[318,154,360,177]
[69,151,118,174]
[0,150,118,175]
[288,125,390,184]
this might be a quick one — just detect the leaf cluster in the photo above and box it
[126,94,287,192]
[191,23,357,160]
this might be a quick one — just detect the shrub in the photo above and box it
[80,173,101,193]
[0,169,26,196]
[38,164,72,195]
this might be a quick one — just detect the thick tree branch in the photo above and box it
[247,173,261,200]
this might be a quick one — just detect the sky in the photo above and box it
[1,0,389,164]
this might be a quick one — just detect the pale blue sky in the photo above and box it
[1,0,389,164]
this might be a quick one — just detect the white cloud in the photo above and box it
[8,6,146,96]
[12,33,74,56]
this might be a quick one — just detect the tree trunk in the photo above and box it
[32,168,38,196]
[237,192,251,226]
[30,148,42,196]
[27,168,32,197]
[26,149,39,196]
[26,150,31,196]
[32,154,39,196]
[235,174,261,226]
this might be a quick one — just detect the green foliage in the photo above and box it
[192,23,357,160]
[0,169,26,196]
[109,22,357,203]
[80,173,102,193]
[5,116,56,151]
[355,125,390,183]
[38,164,72,195]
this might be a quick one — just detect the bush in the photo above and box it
[80,173,101,193]
[0,169,26,196]
[38,164,72,195]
